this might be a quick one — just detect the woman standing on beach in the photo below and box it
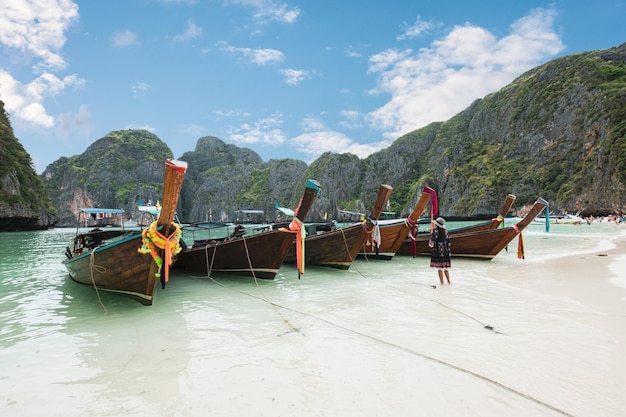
[429,217,451,285]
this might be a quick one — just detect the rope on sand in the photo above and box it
[199,235,301,335]
[294,307,576,417]
[350,261,501,333]
[197,276,576,417]
[192,235,571,417]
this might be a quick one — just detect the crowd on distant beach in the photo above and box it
[584,215,626,225]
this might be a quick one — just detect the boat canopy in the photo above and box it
[138,206,161,215]
[275,204,294,216]
[339,209,364,217]
[80,208,125,214]
[236,209,264,214]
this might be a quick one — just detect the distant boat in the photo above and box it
[533,213,584,225]
[63,159,188,305]
[397,194,517,257]
[283,184,394,269]
[176,179,321,279]
[356,186,434,260]
[398,197,546,259]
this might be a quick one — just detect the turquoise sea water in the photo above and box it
[1,222,625,417]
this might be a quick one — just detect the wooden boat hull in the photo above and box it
[398,193,517,257]
[284,223,367,269]
[357,219,408,260]
[399,197,546,259]
[397,219,504,256]
[177,179,321,279]
[357,187,432,260]
[400,227,521,259]
[64,233,161,305]
[63,159,188,306]
[284,184,394,269]
[177,229,296,279]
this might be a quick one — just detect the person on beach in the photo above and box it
[429,216,451,285]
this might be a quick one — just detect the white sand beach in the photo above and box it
[482,235,626,417]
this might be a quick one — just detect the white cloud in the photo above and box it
[0,69,85,128]
[397,16,440,40]
[338,110,362,130]
[173,19,203,42]
[111,30,138,47]
[340,110,360,120]
[300,116,326,132]
[0,1,85,133]
[218,42,285,65]
[213,109,251,119]
[344,46,362,58]
[227,112,286,145]
[131,82,151,98]
[0,0,79,71]
[290,131,388,161]
[281,68,308,85]
[367,7,564,139]
[367,48,412,74]
[291,115,388,160]
[225,0,300,24]
[56,104,91,138]
[180,123,206,137]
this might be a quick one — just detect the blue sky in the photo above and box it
[1,1,624,173]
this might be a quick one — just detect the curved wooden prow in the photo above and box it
[408,189,433,221]
[370,184,394,220]
[157,159,188,227]
[293,179,322,222]
[499,194,517,217]
[516,198,548,230]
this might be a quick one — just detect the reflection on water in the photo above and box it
[0,225,625,416]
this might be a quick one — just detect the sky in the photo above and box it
[1,1,624,174]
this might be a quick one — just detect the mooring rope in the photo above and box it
[204,278,576,417]
[341,228,352,261]
[200,234,300,334]
[348,252,502,334]
[203,238,218,276]
[79,322,141,417]
[88,250,109,315]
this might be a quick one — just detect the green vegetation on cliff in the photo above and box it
[42,130,173,226]
[0,100,56,230]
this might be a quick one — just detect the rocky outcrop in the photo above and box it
[41,130,173,226]
[0,100,57,230]
[177,136,308,222]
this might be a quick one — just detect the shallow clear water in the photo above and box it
[1,223,625,417]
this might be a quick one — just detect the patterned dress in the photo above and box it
[429,227,451,268]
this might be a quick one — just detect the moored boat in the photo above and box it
[399,197,547,259]
[397,194,517,257]
[533,213,584,225]
[283,184,394,269]
[356,186,434,260]
[176,179,321,279]
[63,159,188,305]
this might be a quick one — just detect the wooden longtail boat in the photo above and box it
[63,159,188,305]
[283,184,394,269]
[176,179,321,279]
[397,194,517,257]
[399,197,547,259]
[356,186,434,260]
